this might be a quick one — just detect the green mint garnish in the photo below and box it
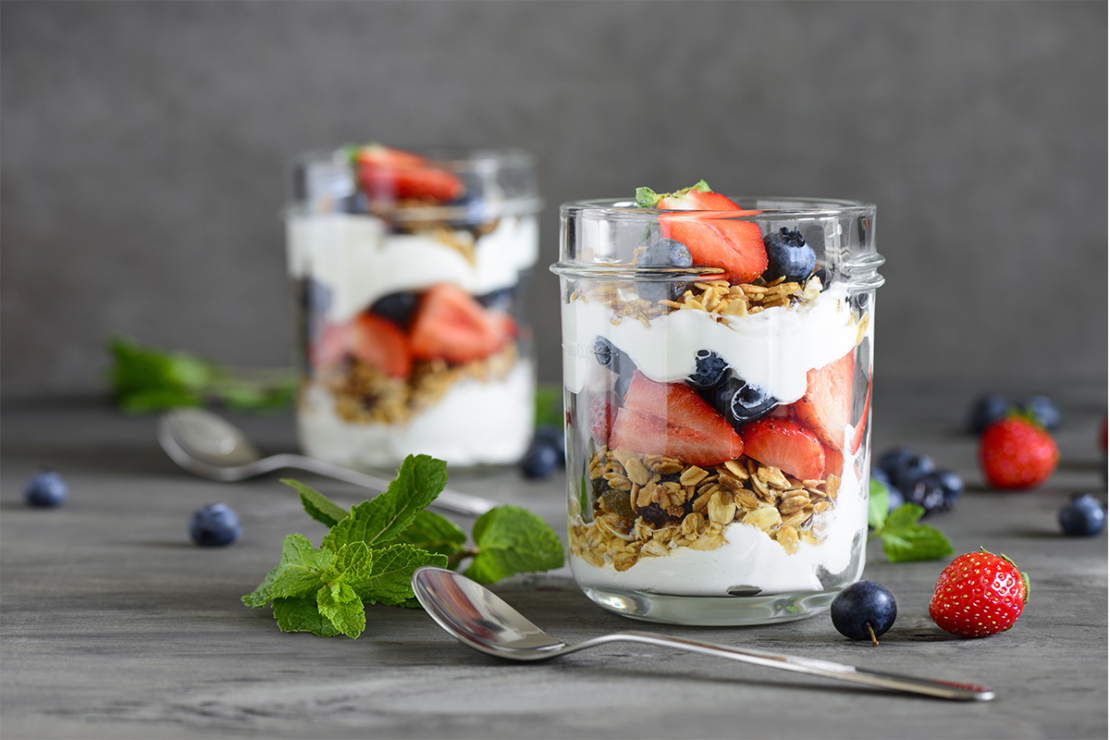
[243,454,565,639]
[868,478,953,563]
[106,335,294,413]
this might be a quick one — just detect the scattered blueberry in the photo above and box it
[533,425,566,465]
[930,469,965,510]
[1059,493,1106,536]
[902,473,947,517]
[870,468,902,513]
[23,470,68,508]
[968,392,1012,434]
[635,239,693,303]
[371,291,420,329]
[1022,394,1061,432]
[880,449,937,492]
[711,377,778,431]
[520,436,562,480]
[762,228,816,283]
[830,581,897,645]
[688,350,730,389]
[189,504,241,547]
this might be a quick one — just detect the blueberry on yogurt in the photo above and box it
[711,376,778,430]
[762,228,816,283]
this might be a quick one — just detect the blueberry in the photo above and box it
[930,469,964,510]
[711,377,777,430]
[189,504,241,547]
[688,350,730,389]
[1022,394,1061,432]
[520,437,561,480]
[877,448,914,477]
[880,448,936,492]
[762,228,816,283]
[903,473,948,517]
[636,239,692,303]
[371,291,420,328]
[969,392,1012,434]
[870,468,903,513]
[1059,493,1106,536]
[476,286,517,314]
[830,581,897,644]
[23,470,67,508]
[533,425,566,465]
[592,337,636,401]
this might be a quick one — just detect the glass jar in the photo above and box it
[286,146,542,470]
[552,196,883,625]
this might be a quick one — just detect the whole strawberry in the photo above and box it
[929,549,1029,638]
[979,416,1058,489]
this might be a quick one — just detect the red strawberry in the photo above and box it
[636,181,767,284]
[740,418,826,481]
[350,312,412,378]
[795,350,869,454]
[609,372,744,466]
[310,322,351,371]
[929,549,1030,638]
[979,416,1059,489]
[409,283,513,365]
[822,444,844,479]
[588,392,617,448]
[354,144,465,203]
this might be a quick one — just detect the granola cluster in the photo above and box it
[315,342,519,425]
[569,446,840,572]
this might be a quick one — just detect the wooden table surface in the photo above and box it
[2,384,1106,739]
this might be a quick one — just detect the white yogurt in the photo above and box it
[562,285,860,404]
[287,213,539,323]
[297,360,536,469]
[569,461,868,596]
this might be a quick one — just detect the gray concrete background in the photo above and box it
[2,1,1106,396]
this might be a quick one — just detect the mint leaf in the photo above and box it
[242,534,333,606]
[381,510,466,558]
[317,582,366,638]
[881,524,954,563]
[885,503,926,532]
[464,505,564,584]
[321,542,375,587]
[323,455,447,551]
[283,479,350,528]
[867,478,889,530]
[351,543,448,606]
[272,596,341,637]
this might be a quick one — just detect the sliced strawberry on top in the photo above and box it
[350,312,412,378]
[636,181,767,283]
[609,372,744,466]
[741,418,826,481]
[409,283,513,365]
[795,349,868,454]
[353,144,465,203]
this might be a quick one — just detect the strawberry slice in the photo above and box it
[409,283,514,364]
[353,144,465,203]
[609,372,744,466]
[310,321,351,371]
[741,418,826,481]
[636,181,767,283]
[350,312,412,378]
[795,349,869,454]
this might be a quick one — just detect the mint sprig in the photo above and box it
[867,478,953,562]
[106,335,295,413]
[243,454,565,638]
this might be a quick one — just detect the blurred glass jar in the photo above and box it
[286,145,542,470]
[552,196,882,625]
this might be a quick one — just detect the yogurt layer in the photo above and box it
[298,360,535,469]
[562,284,860,403]
[570,460,867,596]
[287,213,539,323]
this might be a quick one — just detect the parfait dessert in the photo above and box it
[286,145,542,469]
[553,183,882,624]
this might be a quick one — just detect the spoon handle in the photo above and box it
[260,454,499,517]
[578,631,992,701]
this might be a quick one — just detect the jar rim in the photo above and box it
[560,196,876,219]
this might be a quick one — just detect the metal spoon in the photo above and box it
[157,408,497,517]
[411,567,994,702]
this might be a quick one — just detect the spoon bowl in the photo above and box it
[158,408,497,517]
[411,567,995,701]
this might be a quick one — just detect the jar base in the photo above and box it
[580,586,840,626]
